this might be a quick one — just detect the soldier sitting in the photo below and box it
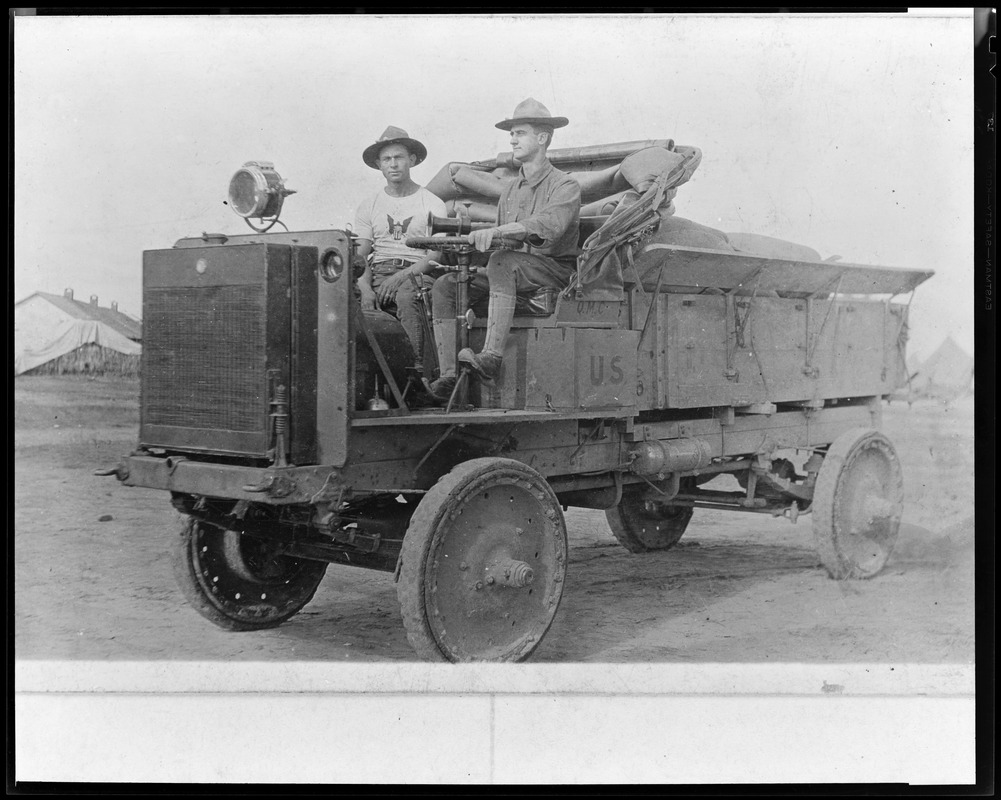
[428,99,581,401]
[355,126,446,380]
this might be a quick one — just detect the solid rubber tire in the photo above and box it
[812,428,903,580]
[171,515,327,631]
[396,458,568,662]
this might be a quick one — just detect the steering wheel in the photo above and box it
[404,235,522,252]
[405,236,473,251]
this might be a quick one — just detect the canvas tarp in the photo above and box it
[14,318,141,375]
[573,147,704,300]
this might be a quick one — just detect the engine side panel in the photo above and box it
[290,246,319,465]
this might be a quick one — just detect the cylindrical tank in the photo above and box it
[629,438,713,476]
[355,309,415,410]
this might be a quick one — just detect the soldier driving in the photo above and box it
[355,126,446,379]
[427,99,582,401]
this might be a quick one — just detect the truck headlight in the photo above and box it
[227,161,296,232]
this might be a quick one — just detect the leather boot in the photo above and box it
[482,291,516,359]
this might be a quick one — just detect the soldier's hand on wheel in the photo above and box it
[467,228,496,253]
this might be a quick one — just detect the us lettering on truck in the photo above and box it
[590,354,624,385]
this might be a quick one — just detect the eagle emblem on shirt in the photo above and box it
[387,215,414,241]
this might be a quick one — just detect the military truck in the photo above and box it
[103,142,932,662]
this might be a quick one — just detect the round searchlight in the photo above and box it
[227,161,296,232]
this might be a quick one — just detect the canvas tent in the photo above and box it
[908,336,973,398]
[14,289,142,376]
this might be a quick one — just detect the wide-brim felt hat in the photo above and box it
[495,97,569,131]
[363,126,428,169]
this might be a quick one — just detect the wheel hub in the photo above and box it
[861,495,900,524]
[222,531,289,583]
[469,549,536,590]
[486,556,535,588]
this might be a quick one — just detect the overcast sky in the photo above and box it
[14,12,974,360]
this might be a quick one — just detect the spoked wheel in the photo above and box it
[812,428,904,579]
[172,515,328,631]
[605,484,695,553]
[397,458,568,662]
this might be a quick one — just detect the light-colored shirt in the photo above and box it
[497,161,581,260]
[354,186,447,262]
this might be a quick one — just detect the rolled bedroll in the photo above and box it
[485,139,677,171]
[425,140,701,205]
[432,161,632,205]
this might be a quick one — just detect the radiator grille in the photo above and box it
[143,285,266,432]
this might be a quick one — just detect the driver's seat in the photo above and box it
[509,215,607,317]
[515,287,560,316]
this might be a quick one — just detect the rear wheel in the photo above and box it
[397,458,568,662]
[812,429,903,579]
[172,515,327,631]
[605,485,694,553]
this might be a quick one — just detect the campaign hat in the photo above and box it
[363,126,428,169]
[495,98,569,131]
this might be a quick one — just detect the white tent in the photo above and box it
[909,336,973,398]
[14,318,141,376]
[14,290,142,376]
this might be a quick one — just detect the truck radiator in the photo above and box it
[143,284,266,433]
[139,243,315,460]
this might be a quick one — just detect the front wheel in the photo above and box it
[172,515,328,631]
[397,458,568,662]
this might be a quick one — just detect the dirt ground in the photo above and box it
[14,375,975,664]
